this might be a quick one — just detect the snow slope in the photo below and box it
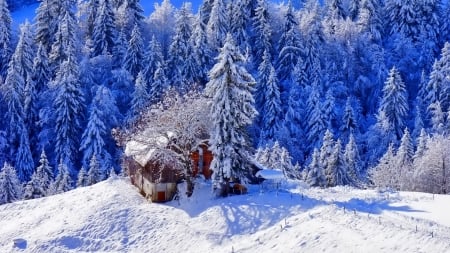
[1,178,450,253]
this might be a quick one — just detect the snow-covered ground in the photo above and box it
[1,178,449,253]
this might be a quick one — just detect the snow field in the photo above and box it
[1,178,450,252]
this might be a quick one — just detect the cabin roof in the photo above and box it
[124,130,175,167]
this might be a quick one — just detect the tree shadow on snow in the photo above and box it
[332,198,426,215]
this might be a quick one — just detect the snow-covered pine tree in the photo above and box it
[48,0,78,71]
[229,0,251,52]
[306,84,326,152]
[53,160,73,194]
[428,101,445,134]
[0,163,23,204]
[77,167,88,187]
[87,155,103,185]
[112,29,127,69]
[128,71,149,120]
[344,133,361,183]
[276,0,302,85]
[306,148,326,187]
[379,66,409,140]
[320,129,336,187]
[34,0,59,53]
[3,33,34,182]
[53,56,85,174]
[142,35,164,85]
[396,128,414,190]
[23,150,53,199]
[413,128,428,161]
[118,0,144,35]
[205,34,257,196]
[282,60,306,162]
[257,50,282,146]
[206,0,228,49]
[340,97,358,143]
[166,3,194,91]
[323,89,336,130]
[0,0,11,77]
[330,139,353,186]
[91,0,117,57]
[123,24,143,79]
[80,87,110,172]
[191,20,213,85]
[412,105,424,140]
[252,0,273,66]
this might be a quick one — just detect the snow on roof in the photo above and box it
[124,130,174,167]
[255,169,285,180]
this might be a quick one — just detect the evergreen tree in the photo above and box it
[426,43,450,111]
[87,155,103,185]
[166,3,195,91]
[53,160,73,193]
[412,105,424,139]
[24,150,53,199]
[49,0,78,70]
[34,0,59,53]
[257,51,282,146]
[142,35,164,85]
[413,128,428,161]
[0,0,12,77]
[428,101,445,134]
[379,67,409,140]
[320,129,335,187]
[206,0,228,49]
[77,167,88,187]
[91,0,117,57]
[252,0,273,65]
[205,34,257,195]
[276,1,302,84]
[344,133,361,182]
[396,128,414,190]
[149,63,167,105]
[330,139,353,186]
[306,149,326,187]
[191,20,213,85]
[306,85,326,151]
[53,57,85,173]
[283,61,306,162]
[119,0,144,34]
[80,87,110,171]
[123,24,144,79]
[323,89,336,129]
[112,29,127,69]
[340,97,358,143]
[128,71,149,120]
[0,163,23,204]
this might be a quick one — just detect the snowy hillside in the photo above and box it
[1,178,449,253]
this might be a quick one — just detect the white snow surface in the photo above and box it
[1,178,450,253]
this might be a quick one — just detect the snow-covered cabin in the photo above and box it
[123,131,213,202]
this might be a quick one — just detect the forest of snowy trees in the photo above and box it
[1,0,450,203]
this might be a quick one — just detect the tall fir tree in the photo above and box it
[252,0,273,66]
[24,150,53,199]
[53,57,85,174]
[0,163,23,204]
[0,0,11,77]
[206,0,228,49]
[306,148,326,187]
[379,67,409,140]
[344,133,361,182]
[142,35,164,85]
[205,34,257,195]
[91,0,117,57]
[128,71,149,120]
[123,24,144,79]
